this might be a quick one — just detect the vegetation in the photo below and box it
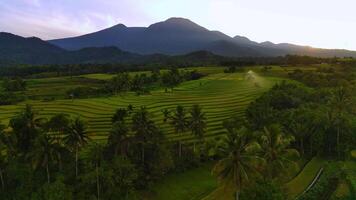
[0,61,355,200]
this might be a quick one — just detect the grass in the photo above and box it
[141,163,217,200]
[0,71,281,144]
[285,157,325,199]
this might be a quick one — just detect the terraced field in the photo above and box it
[0,72,280,143]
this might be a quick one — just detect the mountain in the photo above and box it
[50,17,356,58]
[0,32,228,66]
[0,32,66,65]
[50,17,262,56]
[0,32,142,65]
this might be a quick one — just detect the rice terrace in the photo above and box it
[0,1,355,200]
[0,67,278,143]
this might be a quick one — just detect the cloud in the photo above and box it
[0,0,152,39]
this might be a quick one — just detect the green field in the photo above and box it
[142,163,217,200]
[285,157,325,199]
[0,71,280,143]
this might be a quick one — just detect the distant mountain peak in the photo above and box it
[260,41,275,46]
[165,17,193,23]
[108,23,127,29]
[148,17,207,31]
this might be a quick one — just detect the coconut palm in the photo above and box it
[212,126,263,200]
[107,121,129,156]
[169,105,189,157]
[30,133,57,183]
[260,125,299,179]
[189,104,206,151]
[63,117,90,177]
[87,143,104,200]
[112,108,128,123]
[131,107,157,162]
[171,105,189,133]
[9,104,44,154]
[329,86,352,158]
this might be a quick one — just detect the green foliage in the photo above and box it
[40,177,73,200]
[240,181,286,200]
[2,77,26,92]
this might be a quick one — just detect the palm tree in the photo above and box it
[30,133,57,183]
[87,143,104,200]
[9,104,44,154]
[63,117,90,177]
[169,105,189,157]
[112,108,128,123]
[212,126,263,200]
[131,107,157,162]
[260,125,299,179]
[189,105,206,152]
[46,113,69,141]
[329,86,352,158]
[107,121,129,156]
[284,107,319,156]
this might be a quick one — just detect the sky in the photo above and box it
[0,0,356,50]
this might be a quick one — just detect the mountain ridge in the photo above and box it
[49,17,356,58]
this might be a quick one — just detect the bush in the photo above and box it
[240,180,286,200]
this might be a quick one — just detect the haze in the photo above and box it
[0,0,355,50]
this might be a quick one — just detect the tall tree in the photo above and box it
[260,125,299,179]
[63,118,90,178]
[212,126,263,200]
[107,121,129,156]
[169,105,189,157]
[9,104,43,154]
[131,107,157,162]
[30,133,57,183]
[189,104,206,151]
[111,108,128,123]
[329,86,352,158]
[86,143,104,200]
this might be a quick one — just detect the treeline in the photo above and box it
[0,55,349,78]
[66,69,204,99]
[0,69,204,104]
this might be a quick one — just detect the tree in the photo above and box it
[107,121,129,156]
[46,114,70,142]
[100,156,138,199]
[283,107,320,156]
[30,133,57,183]
[63,118,90,178]
[329,86,353,158]
[9,104,43,154]
[260,125,299,179]
[166,105,189,157]
[131,107,157,162]
[112,108,128,123]
[240,180,285,200]
[108,72,131,94]
[161,68,182,92]
[189,105,206,151]
[86,143,104,200]
[212,126,263,200]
